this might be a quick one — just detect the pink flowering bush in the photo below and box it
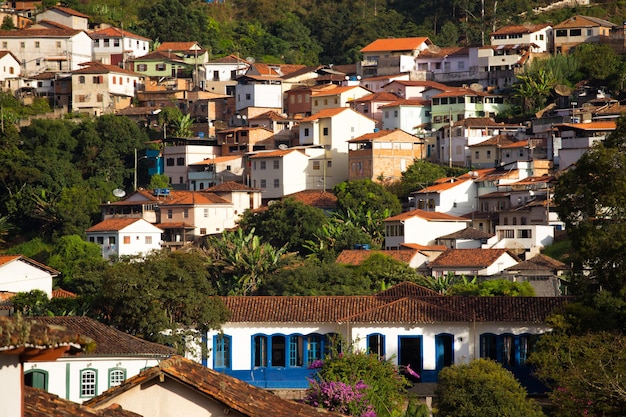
[303,350,409,417]
[303,379,376,417]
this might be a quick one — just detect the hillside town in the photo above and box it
[1,1,626,416]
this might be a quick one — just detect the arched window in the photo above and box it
[80,368,98,398]
[25,369,48,390]
[108,368,126,388]
[367,333,386,357]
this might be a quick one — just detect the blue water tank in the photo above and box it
[354,244,370,250]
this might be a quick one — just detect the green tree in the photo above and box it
[434,358,544,417]
[393,160,447,201]
[1,16,15,30]
[96,251,229,352]
[531,332,626,417]
[137,0,211,46]
[448,279,535,296]
[257,258,369,295]
[335,179,402,216]
[513,69,555,114]
[554,116,626,297]
[171,113,194,137]
[47,235,105,286]
[148,174,170,190]
[573,43,623,90]
[204,228,295,295]
[238,198,329,255]
[11,290,51,316]
[352,253,423,291]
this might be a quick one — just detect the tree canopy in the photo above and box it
[434,358,544,417]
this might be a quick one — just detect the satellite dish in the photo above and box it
[554,84,573,96]
[469,83,484,92]
[427,45,441,53]
[112,188,126,198]
[246,56,255,63]
[523,22,535,29]
[278,144,288,150]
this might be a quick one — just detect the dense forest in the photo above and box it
[51,0,626,65]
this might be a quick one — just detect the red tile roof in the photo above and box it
[417,46,469,58]
[352,92,399,102]
[189,155,242,166]
[90,26,150,41]
[412,178,471,194]
[0,316,87,351]
[85,356,346,417]
[400,243,448,251]
[336,249,418,265]
[300,107,351,122]
[0,28,82,37]
[311,85,368,97]
[51,6,91,18]
[25,386,143,417]
[204,181,258,192]
[437,227,494,240]
[380,99,430,108]
[348,128,421,143]
[85,218,150,233]
[282,190,337,209]
[73,62,140,76]
[385,209,469,222]
[429,248,518,268]
[156,41,200,52]
[361,37,431,53]
[248,149,304,159]
[491,23,551,36]
[220,282,570,324]
[32,316,175,357]
[506,254,569,272]
[468,134,516,147]
[556,121,616,131]
[0,255,60,276]
[51,288,76,299]
[553,15,617,29]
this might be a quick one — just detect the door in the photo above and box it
[435,333,454,371]
[398,336,422,382]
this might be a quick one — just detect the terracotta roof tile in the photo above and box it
[85,218,150,232]
[90,26,150,41]
[32,317,174,357]
[491,23,551,36]
[380,99,430,108]
[553,15,617,29]
[506,254,569,272]
[348,128,421,143]
[336,249,418,265]
[400,243,448,251]
[556,121,616,130]
[429,248,518,268]
[361,37,431,53]
[300,107,350,122]
[282,190,337,209]
[468,134,516,147]
[25,386,143,417]
[417,46,469,58]
[0,255,60,276]
[437,227,494,240]
[51,6,91,18]
[385,209,469,222]
[311,85,367,97]
[248,110,287,121]
[0,316,88,352]
[412,179,471,194]
[204,181,258,192]
[189,155,242,166]
[220,282,570,324]
[248,149,304,159]
[0,28,82,37]
[51,288,77,299]
[73,62,141,76]
[383,80,450,90]
[156,42,200,52]
[85,356,345,417]
[352,91,399,102]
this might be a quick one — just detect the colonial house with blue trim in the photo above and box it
[204,282,569,393]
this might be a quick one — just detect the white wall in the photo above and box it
[0,260,53,297]
[0,354,22,417]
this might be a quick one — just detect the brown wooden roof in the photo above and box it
[84,356,346,417]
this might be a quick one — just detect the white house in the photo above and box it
[85,218,163,259]
[490,23,553,53]
[71,62,142,115]
[202,181,263,216]
[187,155,246,190]
[298,107,377,189]
[310,85,372,114]
[384,209,470,249]
[555,121,616,170]
[248,149,311,200]
[0,51,21,90]
[359,37,433,77]
[381,80,449,100]
[490,224,555,256]
[22,316,174,404]
[380,99,431,133]
[90,26,151,66]
[203,282,569,392]
[428,248,520,278]
[410,178,477,216]
[0,255,58,298]
[200,54,250,95]
[0,28,93,75]
[436,227,497,249]
[36,6,90,30]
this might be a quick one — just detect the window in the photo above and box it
[167,209,173,219]
[323,127,329,136]
[103,39,110,47]
[183,209,188,218]
[204,209,208,218]
[123,236,131,244]
[271,335,286,367]
[108,368,125,388]
[35,41,40,48]
[145,236,152,244]
[156,63,166,71]
[555,29,567,37]
[274,178,279,188]
[114,39,120,47]
[166,158,175,166]
[367,334,385,357]
[480,334,498,360]
[97,236,104,245]
[458,61,465,70]
[2,42,7,49]
[200,228,206,235]
[177,157,185,165]
[260,161,266,170]
[304,127,310,137]
[289,335,304,367]
[108,236,116,245]
[93,76,104,84]
[486,150,491,158]
[245,93,251,100]
[20,41,25,48]
[253,335,268,367]
[273,160,279,169]
[96,94,103,103]
[570,29,581,37]
[79,76,85,84]
[80,369,97,398]
[137,64,147,71]
[25,370,48,390]
[307,335,322,365]
[313,161,320,170]
[260,179,266,188]
[475,151,479,159]
[214,334,232,369]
